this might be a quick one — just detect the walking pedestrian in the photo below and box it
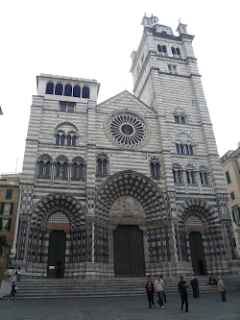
[195,276,200,297]
[145,278,155,308]
[154,275,165,309]
[178,276,188,312]
[16,267,21,282]
[160,275,167,303]
[218,277,226,301]
[190,277,197,298]
[9,281,17,301]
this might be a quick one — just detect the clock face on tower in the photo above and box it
[106,112,149,148]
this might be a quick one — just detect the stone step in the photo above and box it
[4,276,239,300]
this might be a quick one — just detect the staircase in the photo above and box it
[3,275,240,300]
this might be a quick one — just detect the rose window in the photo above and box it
[107,113,148,148]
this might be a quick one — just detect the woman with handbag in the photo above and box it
[9,281,17,301]
[218,277,226,301]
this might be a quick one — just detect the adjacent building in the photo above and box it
[12,15,239,280]
[221,143,240,255]
[0,173,20,283]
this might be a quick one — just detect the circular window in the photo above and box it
[107,113,148,148]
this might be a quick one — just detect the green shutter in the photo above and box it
[238,208,240,220]
[0,218,2,231]
[10,203,13,215]
[6,189,12,200]
[0,203,4,215]
[231,192,235,201]
[232,210,236,223]
[7,218,11,231]
[225,171,231,184]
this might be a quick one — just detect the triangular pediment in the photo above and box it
[97,90,156,116]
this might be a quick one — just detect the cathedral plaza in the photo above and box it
[1,292,240,320]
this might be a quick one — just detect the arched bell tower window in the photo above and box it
[173,165,183,184]
[55,83,63,95]
[72,136,76,146]
[82,86,89,99]
[46,82,54,94]
[56,134,60,145]
[73,85,81,97]
[61,135,65,145]
[38,161,44,175]
[46,161,51,176]
[71,157,85,179]
[63,163,68,177]
[162,45,167,53]
[67,135,71,146]
[64,85,72,96]
[37,155,52,177]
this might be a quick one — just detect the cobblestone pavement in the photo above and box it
[1,292,240,320]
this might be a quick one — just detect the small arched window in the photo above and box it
[97,159,102,173]
[103,159,107,173]
[67,135,71,146]
[72,163,77,178]
[64,85,72,96]
[82,86,89,99]
[72,136,76,146]
[157,45,162,52]
[55,83,63,95]
[189,145,193,155]
[73,86,81,97]
[150,162,160,177]
[171,47,176,54]
[46,161,51,176]
[79,163,84,178]
[173,168,182,184]
[176,48,181,55]
[61,135,65,145]
[55,162,60,176]
[56,134,60,145]
[38,161,44,175]
[63,162,68,177]
[200,172,209,185]
[46,82,54,94]
[162,46,167,53]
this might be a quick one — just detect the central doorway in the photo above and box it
[47,230,66,278]
[113,225,145,277]
[189,232,206,275]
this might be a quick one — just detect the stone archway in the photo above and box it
[95,170,170,223]
[177,199,227,275]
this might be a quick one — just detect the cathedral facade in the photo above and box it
[13,15,239,279]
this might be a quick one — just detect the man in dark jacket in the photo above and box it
[178,276,189,312]
[190,277,197,298]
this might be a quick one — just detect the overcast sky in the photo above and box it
[0,0,239,174]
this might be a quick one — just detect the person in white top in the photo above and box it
[154,275,165,308]
[16,267,21,282]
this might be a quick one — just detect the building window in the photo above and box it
[186,171,196,184]
[225,171,231,184]
[61,135,65,145]
[55,83,63,95]
[55,162,60,176]
[6,189,12,200]
[0,218,12,231]
[60,102,66,112]
[171,47,176,54]
[72,136,76,146]
[168,65,177,72]
[73,85,81,97]
[56,134,60,145]
[60,102,75,112]
[38,161,44,175]
[71,161,84,179]
[67,135,71,146]
[82,86,90,99]
[46,162,51,176]
[232,210,236,223]
[63,163,68,178]
[64,85,72,96]
[174,116,179,123]
[97,158,108,174]
[200,172,209,185]
[176,144,194,155]
[0,203,13,215]
[230,192,235,201]
[173,169,182,184]
[150,162,160,177]
[176,48,181,55]
[46,82,54,94]
[181,117,185,124]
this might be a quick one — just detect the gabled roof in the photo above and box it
[97,90,157,114]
